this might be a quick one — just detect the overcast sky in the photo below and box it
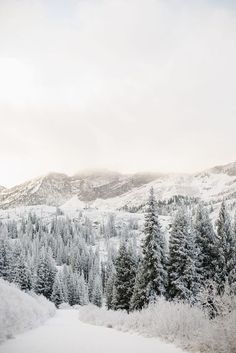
[0,0,236,187]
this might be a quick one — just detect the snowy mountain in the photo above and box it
[0,170,161,210]
[0,161,236,211]
[0,173,72,209]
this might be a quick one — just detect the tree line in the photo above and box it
[0,189,235,313]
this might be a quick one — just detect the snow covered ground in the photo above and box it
[0,309,186,353]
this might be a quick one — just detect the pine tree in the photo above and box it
[76,273,89,306]
[111,284,118,309]
[112,242,137,312]
[14,252,32,291]
[92,274,103,307]
[0,234,12,281]
[105,271,116,309]
[168,208,197,303]
[230,212,236,293]
[65,265,76,305]
[51,273,64,307]
[104,249,116,310]
[133,188,167,309]
[34,248,56,299]
[71,273,81,305]
[215,202,236,293]
[130,262,147,310]
[143,188,167,299]
[194,205,217,288]
[60,265,69,303]
[88,269,94,302]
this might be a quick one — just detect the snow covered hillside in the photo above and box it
[0,279,55,342]
[0,161,236,211]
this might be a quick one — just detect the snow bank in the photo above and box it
[0,279,56,342]
[79,299,236,353]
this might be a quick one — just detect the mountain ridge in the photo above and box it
[0,160,236,210]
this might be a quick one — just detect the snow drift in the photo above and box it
[79,299,236,353]
[0,279,56,342]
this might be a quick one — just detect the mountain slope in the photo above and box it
[0,173,72,209]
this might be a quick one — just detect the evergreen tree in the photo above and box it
[112,242,136,312]
[14,252,32,291]
[92,274,103,307]
[130,262,147,310]
[104,250,116,310]
[51,273,64,307]
[132,188,167,309]
[231,212,236,293]
[215,202,236,293]
[168,208,197,303]
[76,273,89,306]
[0,234,12,281]
[34,248,56,299]
[105,271,116,309]
[60,265,69,303]
[194,205,217,288]
[88,269,94,302]
[71,273,81,305]
[65,266,76,305]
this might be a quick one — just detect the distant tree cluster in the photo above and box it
[0,213,121,308]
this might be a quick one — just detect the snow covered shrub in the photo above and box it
[79,304,130,330]
[0,279,56,342]
[202,306,236,353]
[197,280,236,319]
[79,299,208,347]
[79,298,236,353]
[58,302,71,310]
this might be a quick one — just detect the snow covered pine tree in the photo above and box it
[131,187,167,310]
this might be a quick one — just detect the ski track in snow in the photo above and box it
[0,309,186,353]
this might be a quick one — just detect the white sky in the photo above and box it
[0,0,236,187]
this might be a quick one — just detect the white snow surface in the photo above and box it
[0,279,56,343]
[0,309,186,353]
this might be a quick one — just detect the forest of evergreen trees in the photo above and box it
[0,188,235,316]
